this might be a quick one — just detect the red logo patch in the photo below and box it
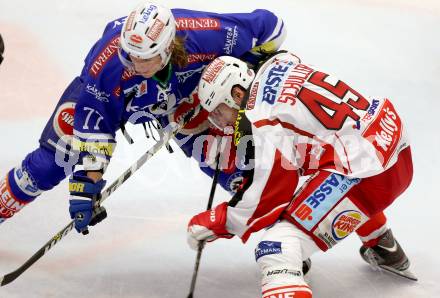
[187,53,217,64]
[332,210,362,240]
[0,177,27,219]
[176,18,221,31]
[294,204,313,221]
[202,59,225,83]
[122,68,136,81]
[147,19,165,41]
[362,99,402,167]
[246,82,259,110]
[89,36,120,77]
[130,34,143,44]
[53,102,75,137]
[125,11,136,31]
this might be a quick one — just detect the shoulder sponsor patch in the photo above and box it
[260,59,295,105]
[86,84,110,102]
[223,26,239,54]
[89,36,120,77]
[361,99,380,122]
[176,18,220,31]
[362,99,402,167]
[187,53,217,64]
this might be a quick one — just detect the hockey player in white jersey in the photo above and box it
[187,53,415,297]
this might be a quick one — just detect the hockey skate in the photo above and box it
[359,229,417,281]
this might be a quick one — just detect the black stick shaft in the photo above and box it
[187,137,222,298]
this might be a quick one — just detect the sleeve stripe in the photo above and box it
[239,150,299,242]
[247,203,289,228]
[253,118,319,140]
[47,139,76,157]
[73,130,115,141]
[263,18,285,44]
[334,133,353,174]
[271,20,285,41]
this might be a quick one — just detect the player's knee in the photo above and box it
[260,264,311,298]
[23,147,70,190]
[256,239,311,297]
[256,241,303,283]
[261,264,305,287]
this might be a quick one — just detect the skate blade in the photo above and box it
[378,264,418,281]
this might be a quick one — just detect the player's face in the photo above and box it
[208,86,246,132]
[130,55,163,78]
[209,103,238,131]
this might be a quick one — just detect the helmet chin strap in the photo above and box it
[207,116,235,135]
[208,116,223,131]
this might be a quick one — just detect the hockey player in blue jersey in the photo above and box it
[0,1,286,234]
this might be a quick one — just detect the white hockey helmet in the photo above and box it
[119,2,176,68]
[198,56,255,112]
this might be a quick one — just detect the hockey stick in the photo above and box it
[0,112,194,287]
[187,137,222,298]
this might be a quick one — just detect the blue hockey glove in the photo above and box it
[69,171,107,235]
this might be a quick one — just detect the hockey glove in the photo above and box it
[187,202,233,250]
[69,171,107,235]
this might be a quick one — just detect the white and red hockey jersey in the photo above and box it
[226,52,410,241]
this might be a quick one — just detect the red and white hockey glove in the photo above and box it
[187,202,234,250]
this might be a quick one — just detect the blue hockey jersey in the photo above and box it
[72,8,286,170]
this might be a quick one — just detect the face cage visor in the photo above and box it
[207,114,235,135]
[117,41,172,74]
[206,99,240,135]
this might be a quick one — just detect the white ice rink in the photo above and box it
[0,0,439,297]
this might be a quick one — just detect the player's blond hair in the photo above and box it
[170,35,188,68]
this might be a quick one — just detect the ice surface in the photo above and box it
[0,0,439,297]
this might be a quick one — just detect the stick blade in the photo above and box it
[379,264,418,281]
[0,272,19,287]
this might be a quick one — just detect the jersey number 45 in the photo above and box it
[298,71,370,130]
